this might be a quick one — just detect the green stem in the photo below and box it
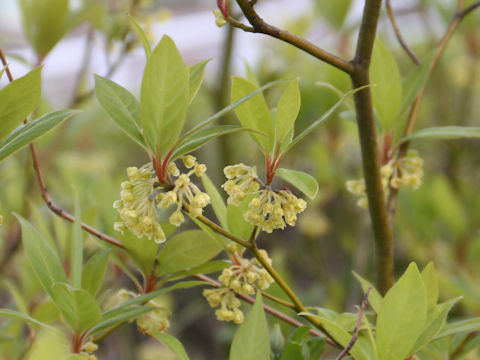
[350,0,394,294]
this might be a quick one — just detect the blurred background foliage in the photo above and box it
[0,0,480,358]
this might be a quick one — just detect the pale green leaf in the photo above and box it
[70,191,82,288]
[370,39,403,130]
[27,329,69,360]
[276,168,318,199]
[87,306,155,337]
[140,35,189,155]
[231,77,275,152]
[120,228,160,274]
[315,0,352,28]
[16,214,67,299]
[94,75,146,148]
[435,317,480,339]
[230,293,270,360]
[401,126,480,143]
[227,196,254,240]
[150,332,190,360]
[0,308,53,330]
[421,262,439,309]
[163,260,231,281]
[201,173,228,229]
[81,249,110,296]
[0,110,78,162]
[354,272,383,313]
[128,15,151,59]
[188,59,210,104]
[19,0,69,57]
[411,297,461,353]
[51,283,101,333]
[376,262,428,360]
[156,230,222,276]
[276,79,300,147]
[0,67,41,142]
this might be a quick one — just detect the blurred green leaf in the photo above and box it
[306,338,325,359]
[51,283,101,333]
[227,196,255,240]
[163,260,231,281]
[0,309,53,330]
[276,79,300,147]
[150,332,190,360]
[0,67,41,142]
[435,317,480,339]
[27,329,69,360]
[270,323,285,359]
[352,271,383,313]
[0,109,78,162]
[87,306,155,337]
[230,293,270,360]
[128,15,151,59]
[401,126,480,142]
[188,59,210,104]
[201,173,228,229]
[421,262,439,309]
[370,39,403,130]
[81,249,110,296]
[231,77,275,153]
[16,214,67,299]
[120,228,159,275]
[376,262,427,360]
[94,75,146,148]
[315,0,352,28]
[19,0,69,58]
[411,297,462,353]
[156,230,222,276]
[276,168,318,199]
[140,35,189,155]
[280,342,303,360]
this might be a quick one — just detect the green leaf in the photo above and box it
[81,249,111,296]
[201,173,228,229]
[315,0,352,28]
[275,168,318,199]
[188,59,210,104]
[51,283,101,333]
[94,75,146,148]
[401,126,480,143]
[276,80,300,147]
[370,39,403,130]
[230,293,270,360]
[163,260,230,281]
[0,308,53,330]
[140,35,189,155]
[352,272,383,314]
[435,317,480,339]
[19,0,69,57]
[70,192,83,288]
[231,77,275,152]
[0,109,79,162]
[410,297,462,353]
[227,196,254,240]
[128,15,152,59]
[270,323,285,359]
[421,262,439,309]
[396,56,432,122]
[172,125,260,160]
[87,306,155,337]
[306,338,325,360]
[16,214,67,298]
[156,230,222,276]
[0,67,41,142]
[286,86,366,153]
[150,332,190,360]
[376,262,428,360]
[27,329,69,360]
[120,229,160,274]
[280,342,303,360]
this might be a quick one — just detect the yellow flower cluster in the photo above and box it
[203,250,274,324]
[116,290,170,334]
[346,152,424,209]
[222,163,260,205]
[223,163,307,233]
[113,163,166,243]
[245,189,307,233]
[157,155,210,226]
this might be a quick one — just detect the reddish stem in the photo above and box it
[381,131,393,165]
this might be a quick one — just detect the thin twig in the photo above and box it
[385,0,421,64]
[229,0,354,74]
[335,286,372,360]
[194,273,337,347]
[0,49,124,249]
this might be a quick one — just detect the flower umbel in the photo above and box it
[113,163,166,243]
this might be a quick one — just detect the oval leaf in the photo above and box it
[276,168,318,199]
[276,79,300,147]
[188,59,210,104]
[229,293,270,360]
[81,249,111,296]
[150,332,190,360]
